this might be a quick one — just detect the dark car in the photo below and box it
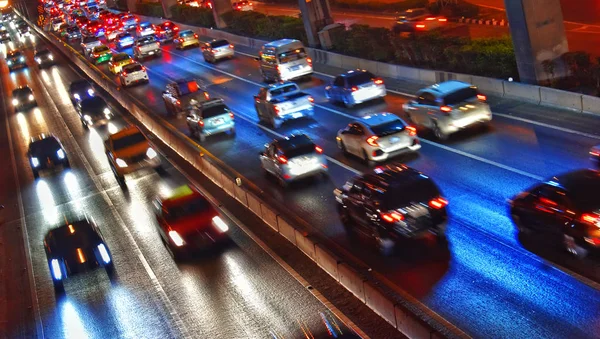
[34,49,55,68]
[115,31,134,50]
[17,22,29,36]
[68,79,94,103]
[12,86,37,112]
[76,96,113,127]
[44,218,114,293]
[0,29,10,42]
[62,25,81,41]
[6,49,27,71]
[325,69,386,107]
[510,169,600,258]
[155,20,179,41]
[27,134,70,178]
[334,163,448,255]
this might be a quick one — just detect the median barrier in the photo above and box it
[364,281,397,328]
[452,72,474,85]
[340,54,361,69]
[338,263,366,303]
[358,58,379,74]
[276,216,297,245]
[233,184,248,207]
[503,80,541,104]
[395,305,436,339]
[470,75,505,96]
[376,61,398,80]
[418,69,437,84]
[246,192,262,217]
[220,175,235,196]
[260,203,279,232]
[314,244,340,282]
[294,229,317,260]
[582,95,600,115]
[324,51,343,68]
[540,86,583,112]
[396,65,421,82]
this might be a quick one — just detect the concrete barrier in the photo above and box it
[340,54,361,69]
[325,51,343,68]
[582,95,600,115]
[358,58,379,74]
[233,184,248,207]
[418,69,437,84]
[364,282,397,328]
[540,87,583,111]
[395,305,435,339]
[260,203,279,232]
[503,80,541,104]
[314,244,340,282]
[221,176,235,196]
[376,62,398,79]
[294,229,316,260]
[338,263,366,303]
[471,75,505,96]
[277,216,297,245]
[246,192,262,217]
[396,65,421,82]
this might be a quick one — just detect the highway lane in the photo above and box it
[2,22,369,338]
[46,16,600,337]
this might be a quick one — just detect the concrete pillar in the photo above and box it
[299,0,333,47]
[505,0,569,84]
[212,0,232,29]
[126,0,137,13]
[159,0,178,18]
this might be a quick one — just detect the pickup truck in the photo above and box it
[104,125,164,186]
[80,35,101,54]
[253,82,314,128]
[133,36,161,60]
[162,79,210,116]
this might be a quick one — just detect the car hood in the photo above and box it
[166,212,218,237]
[113,141,150,158]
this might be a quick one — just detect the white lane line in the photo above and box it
[492,112,600,140]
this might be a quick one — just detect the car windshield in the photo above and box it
[13,88,32,98]
[80,97,106,113]
[35,50,51,56]
[210,39,229,48]
[165,197,211,221]
[278,48,307,63]
[67,26,79,32]
[30,137,61,156]
[112,132,147,150]
[347,72,375,87]
[380,177,440,210]
[113,54,129,61]
[201,104,229,119]
[118,33,132,39]
[278,135,315,158]
[8,51,22,58]
[269,84,297,97]
[94,46,109,53]
[123,64,143,72]
[180,30,193,37]
[370,119,407,137]
[138,36,156,44]
[443,87,479,106]
[70,80,91,91]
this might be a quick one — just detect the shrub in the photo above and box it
[222,11,306,43]
[428,0,479,18]
[169,5,214,27]
[332,0,427,12]
[135,2,164,18]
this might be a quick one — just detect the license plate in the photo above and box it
[292,113,303,118]
[290,65,300,71]
[390,137,399,144]
[213,119,224,125]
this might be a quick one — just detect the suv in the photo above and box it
[201,39,234,63]
[76,96,113,127]
[6,49,27,71]
[12,86,37,112]
[334,164,447,255]
[28,134,70,178]
[185,98,235,142]
[80,35,101,54]
[259,134,328,187]
[402,80,492,140]
[69,79,94,103]
[325,69,386,107]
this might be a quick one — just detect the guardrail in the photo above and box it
[19,11,470,339]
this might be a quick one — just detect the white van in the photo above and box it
[257,39,313,82]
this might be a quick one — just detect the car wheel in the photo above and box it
[155,166,167,175]
[512,213,531,235]
[63,161,71,169]
[362,149,373,166]
[564,235,588,259]
[433,122,448,140]
[105,262,115,279]
[338,140,347,154]
[278,175,288,188]
[229,127,236,136]
[270,117,281,129]
[337,205,352,226]
[343,97,353,108]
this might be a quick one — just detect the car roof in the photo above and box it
[7,49,21,56]
[340,69,372,78]
[360,163,424,186]
[423,80,474,95]
[70,79,91,88]
[274,134,314,150]
[545,169,600,191]
[12,86,32,94]
[264,38,301,48]
[30,133,60,146]
[110,125,144,139]
[360,113,400,127]
[45,220,101,254]
[160,185,206,207]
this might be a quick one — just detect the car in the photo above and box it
[152,185,229,259]
[34,49,56,68]
[254,81,314,128]
[120,13,137,31]
[136,21,155,37]
[325,69,386,108]
[185,98,235,142]
[76,96,113,127]
[60,25,81,41]
[108,52,133,74]
[80,34,101,54]
[334,163,447,255]
[259,134,328,187]
[89,44,112,64]
[232,0,253,11]
[174,29,199,49]
[104,125,163,185]
[509,169,600,258]
[392,8,447,33]
[591,145,600,166]
[68,79,95,103]
[0,29,10,42]
[402,80,492,140]
[51,17,64,31]
[12,86,37,112]
[115,31,134,50]
[104,21,122,42]
[201,39,234,63]
[336,113,420,163]
[6,50,27,71]
[119,62,149,87]
[133,35,161,60]
[162,78,210,115]
[86,20,104,36]
[44,217,114,293]
[155,21,178,41]
[28,134,70,178]
[17,22,30,36]
[75,15,89,29]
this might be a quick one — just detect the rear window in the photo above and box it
[210,39,229,48]
[165,197,211,221]
[201,104,229,119]
[83,36,97,43]
[380,177,440,210]
[140,22,151,28]
[443,87,478,106]
[347,72,375,87]
[269,84,297,97]
[67,26,79,32]
[30,138,61,155]
[113,54,129,61]
[278,135,315,158]
[112,132,146,150]
[124,64,143,72]
[370,119,407,137]
[180,30,194,37]
[138,36,156,44]
[278,48,307,63]
[80,97,106,112]
[94,46,109,52]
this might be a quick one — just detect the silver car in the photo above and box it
[201,39,234,63]
[336,113,420,163]
[259,134,328,187]
[403,80,492,140]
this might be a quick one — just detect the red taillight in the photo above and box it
[425,17,436,21]
[174,26,179,31]
[308,96,314,104]
[416,24,425,29]
[237,5,241,8]
[440,106,452,113]
[590,151,600,157]
[366,136,379,147]
[229,44,234,48]
[307,57,312,65]
[194,33,198,38]
[374,78,383,85]
[229,112,234,119]
[438,18,447,22]
[204,92,210,100]
[135,17,139,22]
[406,126,417,136]
[176,100,181,106]
[351,86,358,92]
[381,211,404,223]
[277,155,288,164]
[581,213,599,225]
[141,66,146,71]
[273,106,280,115]
[429,197,448,209]
[315,146,323,154]
[198,120,204,127]
[477,94,487,101]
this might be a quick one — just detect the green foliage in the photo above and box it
[169,5,214,27]
[222,11,306,43]
[428,0,479,18]
[114,0,128,11]
[135,2,164,18]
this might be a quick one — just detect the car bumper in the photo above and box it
[94,56,112,63]
[443,110,493,134]
[277,107,314,124]
[201,121,235,136]
[15,101,38,111]
[369,141,421,162]
[8,62,27,70]
[33,159,69,170]
[122,73,149,85]
[348,86,386,105]
[280,67,313,81]
[282,160,328,182]
[391,218,447,239]
[212,49,234,59]
[180,40,199,47]
[115,156,161,175]
[138,50,161,58]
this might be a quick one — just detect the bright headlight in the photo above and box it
[73,93,80,100]
[98,243,111,263]
[87,88,94,96]
[103,107,110,115]
[168,230,185,247]
[12,98,18,105]
[7,60,12,65]
[19,56,24,61]
[212,216,229,233]
[57,149,65,159]
[36,57,41,63]
[49,54,53,60]
[84,114,92,122]
[146,147,157,159]
[115,158,127,168]
[28,94,34,101]
[51,259,62,280]
[31,157,39,167]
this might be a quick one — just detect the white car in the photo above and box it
[51,19,64,32]
[119,62,149,87]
